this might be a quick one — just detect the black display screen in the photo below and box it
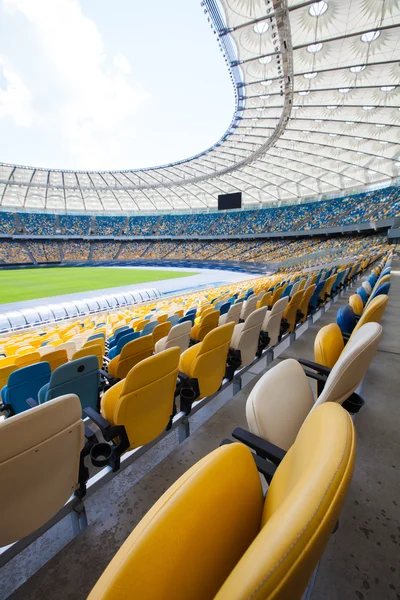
[218,192,242,210]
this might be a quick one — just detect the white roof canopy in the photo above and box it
[1,0,399,212]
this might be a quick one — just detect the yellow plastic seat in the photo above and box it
[88,403,355,600]
[349,293,364,315]
[107,335,154,380]
[152,321,172,346]
[0,356,15,368]
[40,349,69,372]
[314,323,344,369]
[101,347,181,451]
[190,310,220,342]
[270,285,284,306]
[256,291,271,309]
[352,294,388,337]
[179,322,234,398]
[298,284,316,322]
[72,344,103,370]
[282,290,304,333]
[14,352,40,368]
[0,364,18,390]
[134,319,150,333]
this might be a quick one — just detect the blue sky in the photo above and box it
[0,0,235,170]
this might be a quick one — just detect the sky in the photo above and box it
[0,0,235,171]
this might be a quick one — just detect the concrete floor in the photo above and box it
[2,261,400,600]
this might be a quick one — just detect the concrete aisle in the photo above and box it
[3,263,399,600]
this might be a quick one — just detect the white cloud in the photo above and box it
[3,0,149,168]
[0,56,36,127]
[114,52,131,75]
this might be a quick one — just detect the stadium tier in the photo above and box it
[0,185,398,240]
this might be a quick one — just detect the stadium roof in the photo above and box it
[1,0,400,213]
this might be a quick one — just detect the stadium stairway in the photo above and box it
[2,261,400,600]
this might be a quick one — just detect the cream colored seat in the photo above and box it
[246,322,382,451]
[218,302,242,326]
[57,341,77,360]
[154,321,191,354]
[0,394,85,547]
[240,295,258,322]
[88,403,355,600]
[230,307,267,368]
[261,295,289,347]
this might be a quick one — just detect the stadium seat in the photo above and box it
[178,322,235,413]
[256,291,271,309]
[190,310,220,342]
[281,290,304,333]
[72,343,103,370]
[88,403,355,600]
[88,348,181,471]
[0,364,18,390]
[308,281,325,312]
[40,349,68,372]
[369,281,390,302]
[107,335,154,380]
[218,302,242,326]
[152,321,172,346]
[1,362,51,416]
[356,286,369,305]
[297,284,316,322]
[56,341,77,360]
[154,321,191,354]
[337,294,388,337]
[107,331,141,360]
[261,296,289,347]
[167,314,180,326]
[14,351,41,369]
[245,322,381,450]
[38,356,99,412]
[240,295,258,322]
[141,321,159,337]
[0,394,86,547]
[229,307,267,369]
[348,293,364,315]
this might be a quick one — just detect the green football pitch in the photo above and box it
[0,267,197,304]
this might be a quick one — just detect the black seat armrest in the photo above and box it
[342,332,351,341]
[84,407,110,430]
[297,358,331,376]
[302,368,327,384]
[232,427,286,465]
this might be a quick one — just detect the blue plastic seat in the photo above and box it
[281,285,292,299]
[185,308,197,317]
[178,315,195,326]
[108,331,141,360]
[336,305,356,335]
[167,315,180,326]
[370,282,390,301]
[109,327,132,349]
[1,362,51,415]
[309,281,325,312]
[141,321,158,336]
[88,333,105,343]
[38,356,99,412]
[356,287,368,305]
[219,302,231,316]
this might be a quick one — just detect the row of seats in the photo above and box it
[0,251,392,598]
[0,233,390,265]
[0,184,398,237]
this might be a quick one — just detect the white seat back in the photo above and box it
[246,358,314,451]
[261,296,289,346]
[219,302,242,326]
[155,321,191,354]
[314,322,382,409]
[0,394,84,546]
[240,295,258,321]
[231,307,267,367]
[57,341,76,360]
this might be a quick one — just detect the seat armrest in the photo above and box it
[99,369,115,383]
[232,427,286,465]
[342,332,351,342]
[26,397,38,408]
[302,368,327,383]
[84,407,111,430]
[297,358,331,376]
